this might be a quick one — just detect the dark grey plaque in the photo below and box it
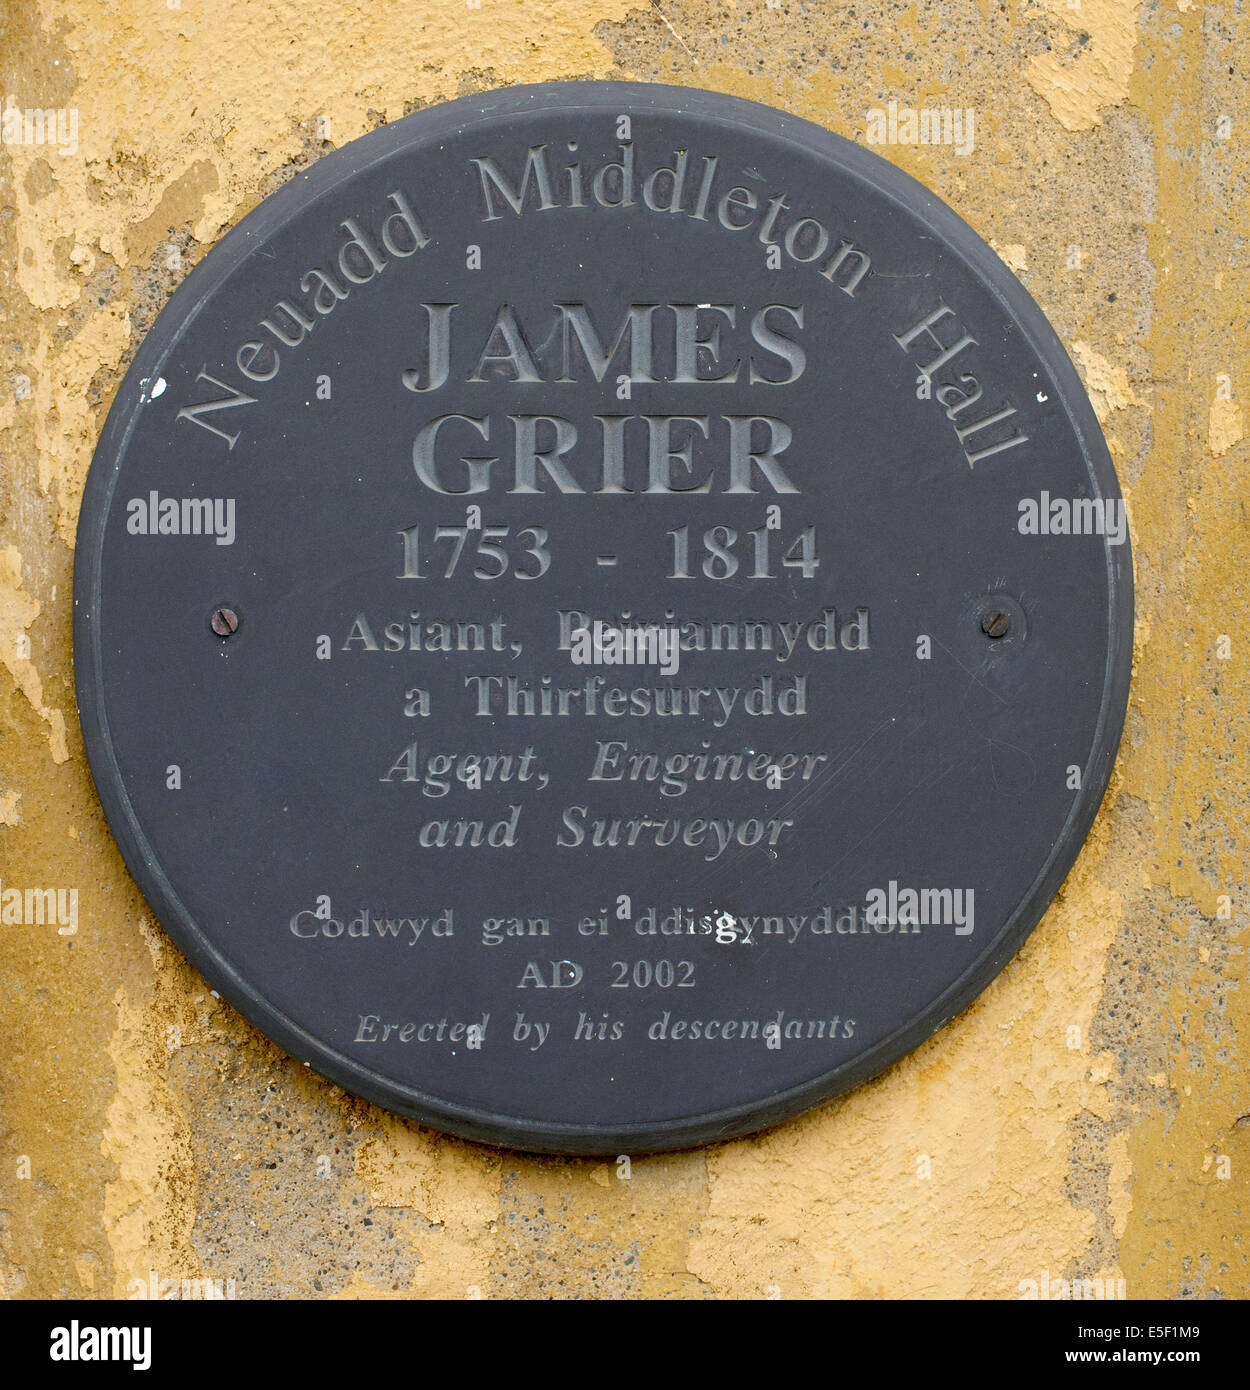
[75,83,1132,1153]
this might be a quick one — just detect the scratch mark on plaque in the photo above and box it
[929,634,1011,707]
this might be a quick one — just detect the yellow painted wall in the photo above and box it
[1,0,1246,1300]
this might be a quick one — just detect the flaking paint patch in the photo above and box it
[1106,1131,1133,1240]
[1105,1,1250,1295]
[28,310,131,548]
[2,0,1246,1302]
[123,159,218,270]
[1025,0,1143,132]
[353,1119,501,1297]
[992,239,1029,274]
[489,1152,711,1299]
[100,979,203,1299]
[72,1251,100,1294]
[0,544,68,762]
[1208,396,1243,457]
[1070,339,1143,422]
[3,0,639,548]
[98,915,227,1298]
[21,0,645,267]
[690,876,1129,1299]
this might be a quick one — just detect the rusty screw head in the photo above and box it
[981,608,1010,639]
[210,606,240,638]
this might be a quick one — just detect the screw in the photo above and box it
[210,607,239,638]
[981,608,1010,639]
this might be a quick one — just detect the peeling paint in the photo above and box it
[1,0,1245,1302]
[1208,396,1243,457]
[0,544,69,762]
[1025,0,1143,133]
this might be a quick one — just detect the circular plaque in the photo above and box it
[75,83,1132,1153]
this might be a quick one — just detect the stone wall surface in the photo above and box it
[0,0,1245,1300]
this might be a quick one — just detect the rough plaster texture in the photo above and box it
[0,0,1246,1300]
